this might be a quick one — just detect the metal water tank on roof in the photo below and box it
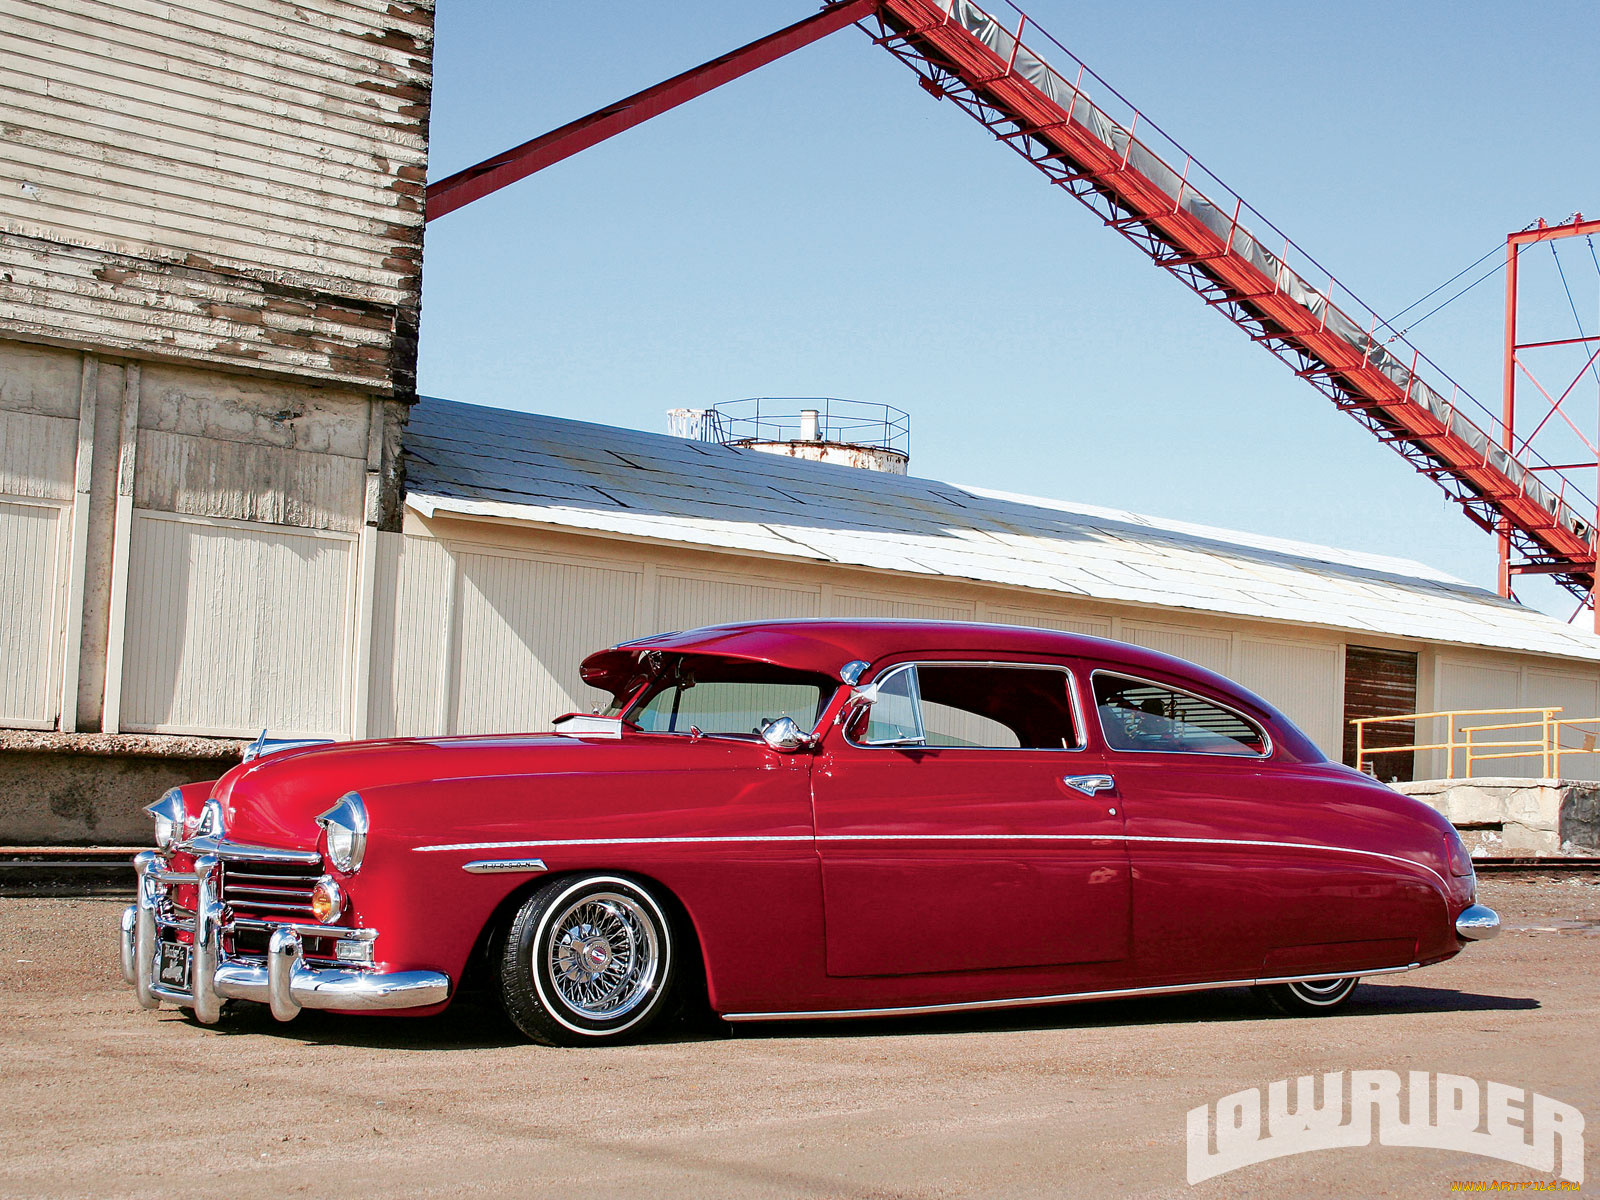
[666,398,910,474]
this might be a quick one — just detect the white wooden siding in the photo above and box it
[1234,636,1342,755]
[1120,621,1233,674]
[1435,659,1530,778]
[118,512,354,736]
[832,592,976,622]
[656,572,820,630]
[0,497,66,727]
[367,532,451,738]
[449,549,641,735]
[1431,656,1600,780]
[0,0,432,392]
[986,605,1113,639]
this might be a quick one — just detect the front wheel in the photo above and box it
[499,874,677,1046]
[1255,976,1359,1016]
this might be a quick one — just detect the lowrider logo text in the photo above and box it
[1186,1071,1585,1185]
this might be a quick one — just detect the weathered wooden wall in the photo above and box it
[0,340,394,736]
[0,0,433,398]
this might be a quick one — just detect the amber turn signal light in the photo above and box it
[309,876,345,924]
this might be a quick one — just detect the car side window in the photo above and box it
[857,663,1080,750]
[861,667,925,745]
[1092,671,1267,756]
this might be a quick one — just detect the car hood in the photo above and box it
[210,732,756,850]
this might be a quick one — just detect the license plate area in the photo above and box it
[158,939,192,991]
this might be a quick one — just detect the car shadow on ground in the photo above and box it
[183,981,1537,1050]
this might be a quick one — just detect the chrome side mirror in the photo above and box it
[760,716,812,753]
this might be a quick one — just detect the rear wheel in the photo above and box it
[498,874,677,1046]
[1255,976,1359,1015]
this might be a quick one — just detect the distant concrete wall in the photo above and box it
[0,733,241,846]
[1395,777,1600,856]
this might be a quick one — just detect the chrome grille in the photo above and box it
[222,861,321,922]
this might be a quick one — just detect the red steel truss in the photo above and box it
[869,0,1597,609]
[428,0,1599,611]
[426,1,877,220]
[1499,216,1600,620]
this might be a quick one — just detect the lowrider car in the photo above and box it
[120,620,1499,1044]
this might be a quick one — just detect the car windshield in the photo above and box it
[614,657,835,739]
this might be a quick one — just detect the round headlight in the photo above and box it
[145,790,187,852]
[315,792,368,874]
[309,876,345,924]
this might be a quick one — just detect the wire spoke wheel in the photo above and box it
[1256,976,1359,1016]
[545,894,659,1021]
[499,874,677,1045]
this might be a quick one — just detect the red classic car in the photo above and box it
[120,620,1499,1044]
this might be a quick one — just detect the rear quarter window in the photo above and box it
[1092,671,1268,757]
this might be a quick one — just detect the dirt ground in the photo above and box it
[1,874,1595,1199]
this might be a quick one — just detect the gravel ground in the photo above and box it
[1,874,1595,1199]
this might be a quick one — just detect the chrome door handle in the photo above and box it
[1063,774,1115,796]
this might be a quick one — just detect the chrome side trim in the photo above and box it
[461,858,548,875]
[1455,903,1501,940]
[412,832,1449,888]
[721,962,1422,1022]
[416,835,813,853]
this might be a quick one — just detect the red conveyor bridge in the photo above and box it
[427,0,1600,616]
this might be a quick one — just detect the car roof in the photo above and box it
[581,618,1266,710]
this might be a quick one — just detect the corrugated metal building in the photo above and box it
[367,397,1600,785]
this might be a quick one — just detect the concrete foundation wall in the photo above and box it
[0,733,242,846]
[1394,777,1600,857]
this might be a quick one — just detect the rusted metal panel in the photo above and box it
[0,0,432,398]
[1342,646,1419,780]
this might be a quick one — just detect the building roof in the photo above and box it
[403,397,1600,663]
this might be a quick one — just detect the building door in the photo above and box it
[1342,646,1419,782]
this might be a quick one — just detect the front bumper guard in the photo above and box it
[121,850,449,1023]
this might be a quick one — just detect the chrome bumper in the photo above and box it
[1455,903,1501,941]
[121,850,450,1023]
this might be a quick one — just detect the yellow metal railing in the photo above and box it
[1348,707,1600,779]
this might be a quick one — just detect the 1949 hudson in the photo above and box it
[120,620,1499,1044]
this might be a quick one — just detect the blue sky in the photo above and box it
[419,2,1600,617]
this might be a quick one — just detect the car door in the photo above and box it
[1088,667,1432,985]
[811,660,1131,978]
